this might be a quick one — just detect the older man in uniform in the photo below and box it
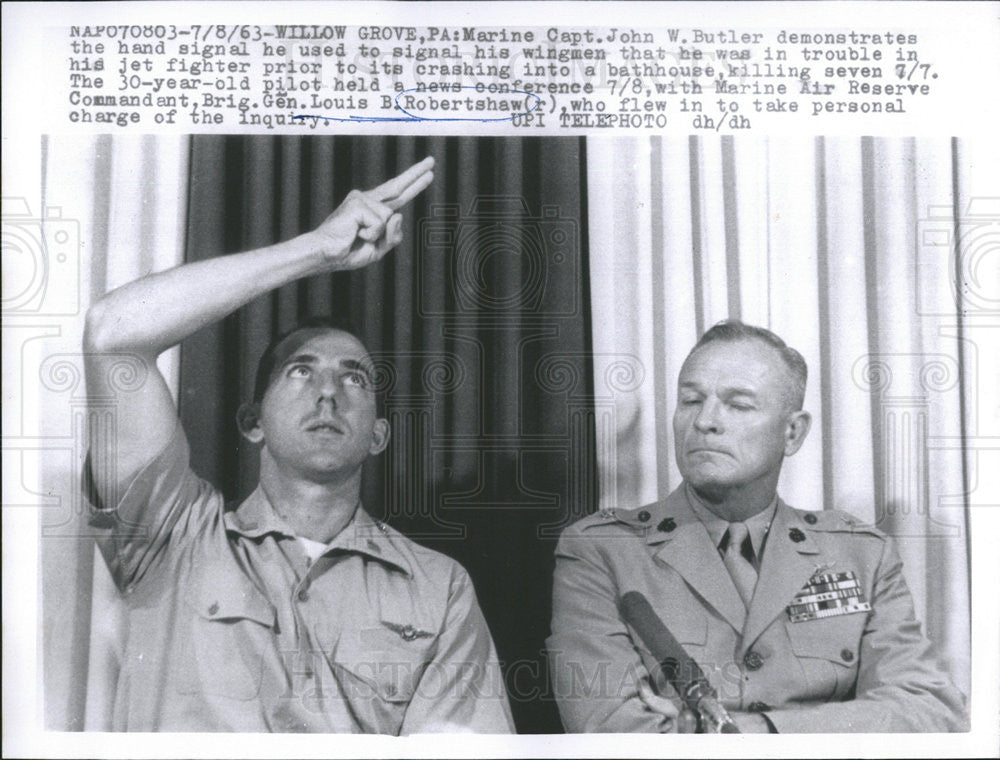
[548,321,966,732]
[83,157,514,733]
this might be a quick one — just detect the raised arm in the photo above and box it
[83,157,435,503]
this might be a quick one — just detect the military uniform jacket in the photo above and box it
[547,486,966,733]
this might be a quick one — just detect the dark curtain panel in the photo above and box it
[179,135,595,733]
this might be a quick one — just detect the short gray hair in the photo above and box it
[688,320,808,410]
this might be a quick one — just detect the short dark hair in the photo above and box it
[251,315,365,405]
[688,320,808,409]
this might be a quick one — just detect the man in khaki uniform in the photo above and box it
[548,321,966,733]
[84,158,514,733]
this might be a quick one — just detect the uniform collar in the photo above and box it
[225,485,292,538]
[224,486,413,577]
[685,484,778,564]
[641,486,747,632]
[640,485,819,638]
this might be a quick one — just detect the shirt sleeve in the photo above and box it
[400,564,515,734]
[765,537,968,733]
[86,419,220,592]
[547,528,676,733]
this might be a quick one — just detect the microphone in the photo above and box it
[619,590,740,734]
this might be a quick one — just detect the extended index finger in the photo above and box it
[371,156,435,210]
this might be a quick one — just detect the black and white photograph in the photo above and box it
[3,3,998,758]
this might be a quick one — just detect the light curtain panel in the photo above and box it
[40,135,189,730]
[586,135,984,696]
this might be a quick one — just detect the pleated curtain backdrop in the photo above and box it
[178,135,594,733]
[586,135,976,697]
[39,135,189,730]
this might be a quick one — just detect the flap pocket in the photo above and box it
[333,621,437,703]
[186,569,276,628]
[177,567,276,700]
[788,612,865,666]
[786,612,865,701]
[189,584,275,628]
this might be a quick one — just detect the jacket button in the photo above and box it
[841,648,855,662]
[657,518,676,533]
[788,527,806,543]
[747,701,771,712]
[637,510,651,522]
[743,650,764,671]
[297,588,310,602]
[804,512,817,524]
[207,601,219,615]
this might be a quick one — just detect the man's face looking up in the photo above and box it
[245,328,389,483]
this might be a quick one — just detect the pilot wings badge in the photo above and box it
[382,621,435,642]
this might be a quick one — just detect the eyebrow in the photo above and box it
[678,381,759,397]
[341,358,375,381]
[278,353,320,371]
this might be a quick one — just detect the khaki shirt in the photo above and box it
[547,486,967,733]
[90,423,514,733]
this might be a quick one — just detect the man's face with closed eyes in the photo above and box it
[672,338,809,502]
[242,328,389,483]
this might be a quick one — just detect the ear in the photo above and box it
[237,402,264,444]
[368,417,390,456]
[783,410,812,457]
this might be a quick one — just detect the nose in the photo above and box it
[692,398,722,433]
[317,371,341,406]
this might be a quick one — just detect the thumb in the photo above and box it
[637,679,679,718]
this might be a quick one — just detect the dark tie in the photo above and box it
[722,522,758,607]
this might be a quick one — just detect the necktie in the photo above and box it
[722,522,758,607]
